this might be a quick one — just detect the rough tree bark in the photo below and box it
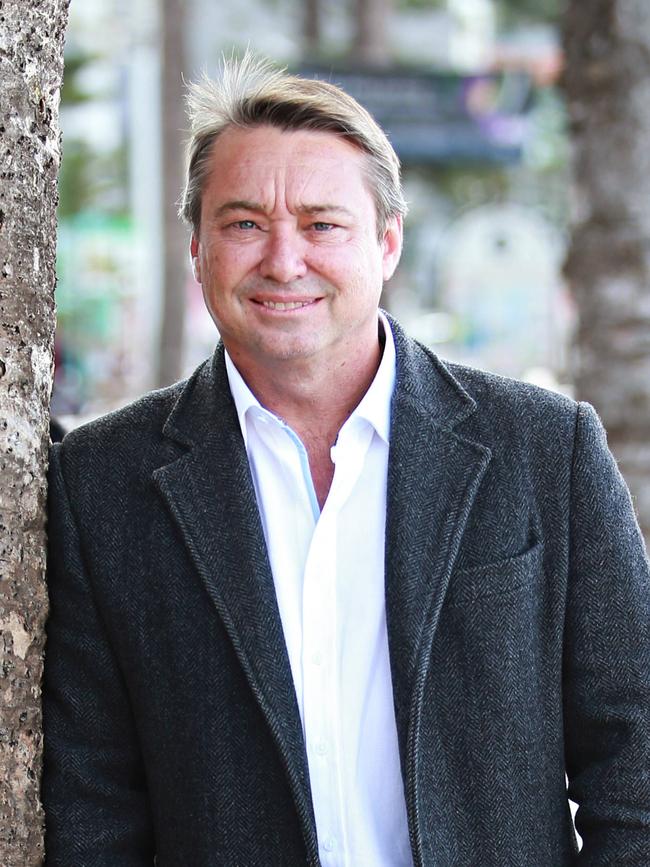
[352,0,393,66]
[0,1,69,864]
[562,0,650,543]
[156,0,188,387]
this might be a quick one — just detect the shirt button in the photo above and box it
[314,740,327,756]
[322,837,335,852]
[311,651,322,666]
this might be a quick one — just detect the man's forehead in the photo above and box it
[206,179,370,222]
[217,156,367,189]
[205,133,369,204]
[213,198,357,219]
[198,125,378,223]
[209,125,366,177]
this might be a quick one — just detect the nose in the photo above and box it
[259,227,307,284]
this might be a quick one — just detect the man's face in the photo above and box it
[190,125,402,375]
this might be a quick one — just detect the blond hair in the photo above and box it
[179,53,407,238]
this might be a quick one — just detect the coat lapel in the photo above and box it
[152,348,319,862]
[386,323,492,862]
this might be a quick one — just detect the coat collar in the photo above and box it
[154,318,492,866]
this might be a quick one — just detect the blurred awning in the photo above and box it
[296,64,535,165]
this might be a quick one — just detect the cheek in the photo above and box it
[307,242,370,279]
[201,247,238,287]
[333,246,383,288]
[212,243,262,284]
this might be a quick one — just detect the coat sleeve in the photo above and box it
[42,443,155,865]
[564,402,650,864]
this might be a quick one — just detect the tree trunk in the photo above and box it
[0,1,69,864]
[562,0,650,543]
[156,0,188,387]
[303,0,323,57]
[352,0,393,67]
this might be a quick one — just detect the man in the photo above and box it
[43,56,650,866]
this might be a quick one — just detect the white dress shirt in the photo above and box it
[225,314,413,867]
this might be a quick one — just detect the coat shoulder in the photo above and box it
[444,356,582,467]
[390,320,581,450]
[445,357,578,426]
[51,357,212,485]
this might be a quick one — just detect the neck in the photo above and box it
[233,341,382,447]
[227,320,385,509]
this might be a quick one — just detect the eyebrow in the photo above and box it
[213,201,355,219]
[299,204,355,218]
[214,200,266,217]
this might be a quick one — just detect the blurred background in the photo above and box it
[53,0,568,415]
[52,0,650,539]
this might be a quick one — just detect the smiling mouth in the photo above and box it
[256,299,317,310]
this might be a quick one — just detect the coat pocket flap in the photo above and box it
[448,540,544,604]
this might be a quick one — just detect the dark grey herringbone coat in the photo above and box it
[43,321,650,866]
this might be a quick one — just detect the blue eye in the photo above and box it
[313,222,334,231]
[234,220,257,230]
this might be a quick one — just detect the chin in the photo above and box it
[262,345,319,363]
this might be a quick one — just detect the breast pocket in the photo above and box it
[433,540,549,763]
[447,540,544,605]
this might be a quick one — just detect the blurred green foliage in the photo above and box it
[496,0,563,27]
[59,141,129,218]
[59,50,129,218]
[396,0,563,27]
[396,0,445,8]
[60,52,99,105]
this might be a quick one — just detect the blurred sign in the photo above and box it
[434,202,572,378]
[298,64,533,164]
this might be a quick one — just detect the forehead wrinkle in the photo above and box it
[269,162,285,215]
[214,152,366,221]
[213,160,286,217]
[289,161,361,218]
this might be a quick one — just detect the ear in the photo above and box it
[190,234,202,283]
[381,214,403,282]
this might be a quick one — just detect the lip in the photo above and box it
[250,297,322,312]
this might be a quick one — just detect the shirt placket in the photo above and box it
[301,422,375,866]
[302,499,342,864]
